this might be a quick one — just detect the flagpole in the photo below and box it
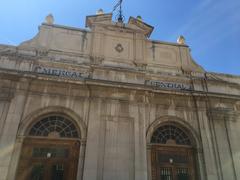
[113,0,124,22]
[118,0,123,22]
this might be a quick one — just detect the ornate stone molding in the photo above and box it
[0,88,14,101]
[36,49,49,57]
[90,55,104,65]
[208,107,240,121]
[135,63,147,71]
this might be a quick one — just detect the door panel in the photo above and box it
[151,146,196,180]
[51,163,65,180]
[30,163,44,180]
[160,167,173,180]
[16,138,80,180]
[177,168,189,180]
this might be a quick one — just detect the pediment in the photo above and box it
[86,13,113,28]
[86,13,153,37]
[127,17,154,37]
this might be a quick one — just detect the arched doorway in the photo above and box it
[150,124,196,180]
[16,115,81,180]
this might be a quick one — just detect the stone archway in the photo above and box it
[16,114,82,180]
[147,117,200,180]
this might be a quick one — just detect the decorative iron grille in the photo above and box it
[151,125,191,145]
[29,116,79,138]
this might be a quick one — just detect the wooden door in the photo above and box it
[151,145,196,180]
[16,138,80,180]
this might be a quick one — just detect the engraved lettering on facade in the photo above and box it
[34,66,90,79]
[145,80,193,91]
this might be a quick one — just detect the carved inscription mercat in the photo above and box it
[34,66,90,79]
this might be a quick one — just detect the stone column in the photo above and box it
[6,136,24,180]
[209,108,239,180]
[130,103,148,180]
[197,110,220,180]
[82,98,102,180]
[0,79,30,180]
[227,113,240,180]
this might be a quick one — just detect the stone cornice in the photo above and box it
[0,67,240,101]
[1,48,239,84]
[1,46,240,99]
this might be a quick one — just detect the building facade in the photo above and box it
[0,12,240,180]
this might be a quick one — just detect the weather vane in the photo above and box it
[113,0,124,22]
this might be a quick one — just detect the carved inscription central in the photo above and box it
[145,80,193,91]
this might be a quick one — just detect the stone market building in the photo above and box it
[0,11,240,180]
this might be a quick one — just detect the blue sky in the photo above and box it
[0,0,239,75]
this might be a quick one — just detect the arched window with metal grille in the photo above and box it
[151,124,191,146]
[29,115,79,138]
[150,124,196,180]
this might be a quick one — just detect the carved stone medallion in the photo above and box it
[115,43,124,53]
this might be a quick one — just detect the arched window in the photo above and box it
[151,125,191,145]
[29,115,79,138]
